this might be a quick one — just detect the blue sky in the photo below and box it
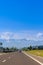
[0,0,43,48]
[0,0,43,32]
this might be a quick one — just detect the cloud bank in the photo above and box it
[0,31,43,41]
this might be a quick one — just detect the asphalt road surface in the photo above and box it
[0,52,40,65]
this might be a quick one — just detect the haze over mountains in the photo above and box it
[0,32,43,48]
[0,39,43,48]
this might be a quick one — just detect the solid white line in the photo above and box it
[22,51,43,65]
[2,60,6,62]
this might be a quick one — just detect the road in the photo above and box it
[0,52,40,65]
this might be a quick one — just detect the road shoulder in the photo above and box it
[22,51,43,65]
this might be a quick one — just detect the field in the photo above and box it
[25,50,43,57]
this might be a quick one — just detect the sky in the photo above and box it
[0,0,43,48]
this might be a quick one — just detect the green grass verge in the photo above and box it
[25,50,43,57]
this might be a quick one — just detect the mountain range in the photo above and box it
[0,39,43,48]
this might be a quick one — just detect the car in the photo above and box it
[19,50,22,53]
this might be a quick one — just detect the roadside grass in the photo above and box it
[25,50,43,57]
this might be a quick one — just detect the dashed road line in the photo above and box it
[2,60,6,63]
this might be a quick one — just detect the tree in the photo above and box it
[0,42,3,52]
[10,47,18,52]
[3,47,10,53]
[22,47,28,51]
[29,46,32,50]
[0,42,2,46]
[6,47,9,51]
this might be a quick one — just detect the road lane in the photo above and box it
[0,52,40,65]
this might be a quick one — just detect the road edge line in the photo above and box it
[22,51,43,65]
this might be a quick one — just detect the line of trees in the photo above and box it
[0,42,18,53]
[22,45,43,51]
[0,42,43,52]
[3,47,18,53]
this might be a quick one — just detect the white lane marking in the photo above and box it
[2,60,6,62]
[22,51,43,65]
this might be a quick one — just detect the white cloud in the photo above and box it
[0,32,12,41]
[37,32,43,38]
[36,32,43,41]
[0,31,43,41]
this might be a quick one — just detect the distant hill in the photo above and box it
[0,39,43,48]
